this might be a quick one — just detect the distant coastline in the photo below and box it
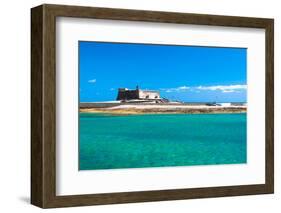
[80,86,246,115]
[80,102,247,115]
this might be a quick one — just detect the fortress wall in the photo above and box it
[117,90,139,100]
[139,90,160,99]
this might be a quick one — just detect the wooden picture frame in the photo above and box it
[31,4,274,208]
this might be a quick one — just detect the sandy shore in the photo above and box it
[80,104,247,115]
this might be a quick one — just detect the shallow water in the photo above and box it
[79,113,246,170]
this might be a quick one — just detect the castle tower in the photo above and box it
[116,86,160,101]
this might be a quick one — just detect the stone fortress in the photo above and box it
[117,86,166,103]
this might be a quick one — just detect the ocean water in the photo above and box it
[79,113,247,170]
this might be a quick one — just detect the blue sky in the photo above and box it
[79,41,247,102]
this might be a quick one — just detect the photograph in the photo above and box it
[30,4,274,208]
[79,41,247,170]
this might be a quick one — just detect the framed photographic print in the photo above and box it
[31,4,274,208]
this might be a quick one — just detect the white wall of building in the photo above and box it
[139,90,160,99]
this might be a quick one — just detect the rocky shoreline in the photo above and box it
[80,104,247,115]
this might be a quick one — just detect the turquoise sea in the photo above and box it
[79,113,247,170]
